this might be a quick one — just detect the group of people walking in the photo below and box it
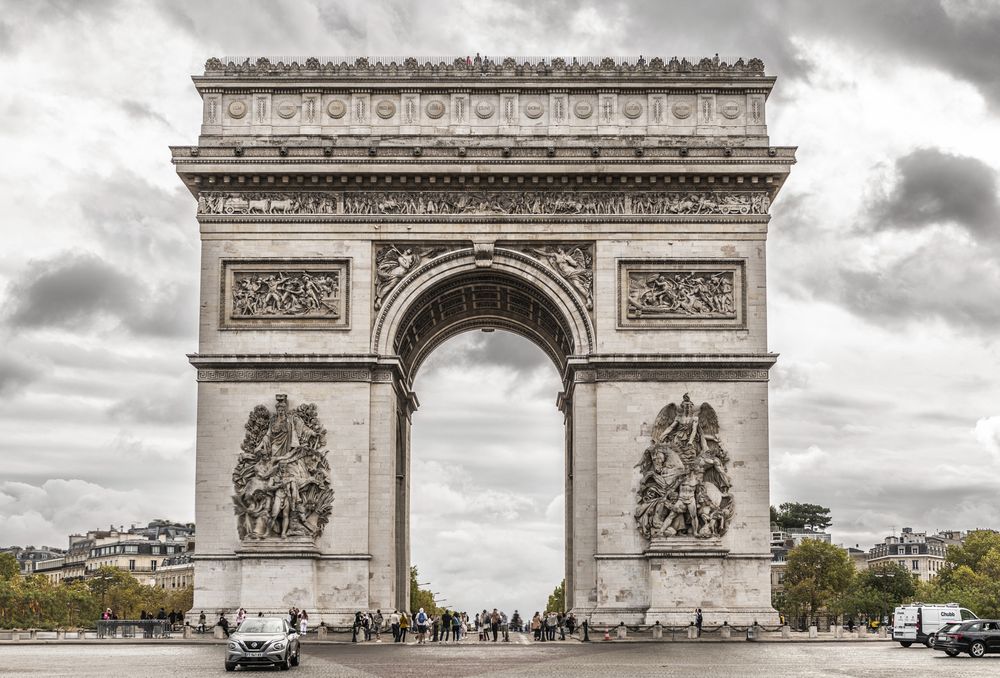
[530,611,576,640]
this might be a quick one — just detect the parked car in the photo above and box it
[932,619,1000,658]
[893,603,977,647]
[225,617,301,671]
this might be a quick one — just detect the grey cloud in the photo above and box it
[119,99,173,128]
[835,246,1000,330]
[0,353,40,395]
[0,21,14,55]
[873,148,999,238]
[108,379,197,425]
[6,252,198,338]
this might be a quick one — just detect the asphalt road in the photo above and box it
[1,636,998,677]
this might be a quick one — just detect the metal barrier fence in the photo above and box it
[96,620,172,639]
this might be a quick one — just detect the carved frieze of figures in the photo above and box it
[199,192,338,215]
[373,244,451,310]
[627,271,735,319]
[518,244,594,310]
[344,191,769,217]
[199,191,770,217]
[635,394,734,541]
[222,260,350,329]
[618,260,744,329]
[232,270,341,319]
[233,394,335,541]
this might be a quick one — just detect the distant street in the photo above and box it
[2,639,998,677]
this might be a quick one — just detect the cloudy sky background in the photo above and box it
[1,0,999,615]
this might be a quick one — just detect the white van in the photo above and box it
[893,603,978,647]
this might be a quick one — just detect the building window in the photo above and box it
[898,560,905,567]
[912,560,919,570]
[151,561,157,571]
[128,559,135,571]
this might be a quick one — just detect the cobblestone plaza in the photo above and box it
[2,640,996,677]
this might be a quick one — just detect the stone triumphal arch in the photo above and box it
[174,55,794,625]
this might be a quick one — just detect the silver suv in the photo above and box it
[225,617,301,671]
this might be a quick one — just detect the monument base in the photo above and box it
[643,541,778,627]
[187,551,372,627]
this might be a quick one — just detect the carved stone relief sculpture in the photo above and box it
[232,270,341,319]
[233,394,334,541]
[519,244,594,310]
[198,191,770,218]
[343,191,770,216]
[635,394,734,541]
[199,192,338,215]
[618,259,744,329]
[374,244,451,309]
[627,270,736,319]
[222,259,349,329]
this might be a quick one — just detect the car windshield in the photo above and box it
[237,619,285,634]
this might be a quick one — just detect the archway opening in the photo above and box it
[410,329,565,619]
[386,263,585,621]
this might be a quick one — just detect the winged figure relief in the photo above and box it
[635,394,735,541]
[374,245,448,310]
[528,245,594,310]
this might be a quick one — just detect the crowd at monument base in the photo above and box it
[175,54,794,626]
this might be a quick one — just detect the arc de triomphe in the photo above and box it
[173,55,794,625]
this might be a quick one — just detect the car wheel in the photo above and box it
[945,649,960,657]
[970,641,986,658]
[224,662,236,672]
[290,650,300,667]
[899,641,912,647]
[924,637,934,648]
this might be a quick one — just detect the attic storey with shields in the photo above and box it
[173,54,795,625]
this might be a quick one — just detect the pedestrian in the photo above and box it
[566,612,577,637]
[416,607,428,644]
[531,612,542,640]
[558,612,566,640]
[374,609,383,642]
[546,611,558,640]
[352,611,363,643]
[500,611,510,642]
[451,610,462,641]
[168,610,177,626]
[236,607,246,627]
[441,609,452,642]
[490,608,500,642]
[299,610,309,635]
[695,608,703,638]
[218,612,231,638]
[390,609,401,642]
[432,613,440,642]
[198,610,206,634]
[399,610,410,643]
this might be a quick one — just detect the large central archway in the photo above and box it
[376,248,593,608]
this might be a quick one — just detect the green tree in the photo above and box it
[914,530,1000,617]
[771,502,832,531]
[545,579,565,613]
[0,553,19,580]
[841,563,917,620]
[408,566,441,616]
[783,540,855,620]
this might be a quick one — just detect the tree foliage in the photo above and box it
[783,540,855,618]
[0,564,192,629]
[839,563,917,619]
[912,530,1000,618]
[408,566,442,616]
[771,502,832,531]
[0,553,19,581]
[546,579,565,613]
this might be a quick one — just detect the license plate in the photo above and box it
[246,652,264,657]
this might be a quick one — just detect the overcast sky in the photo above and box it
[1,0,999,616]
